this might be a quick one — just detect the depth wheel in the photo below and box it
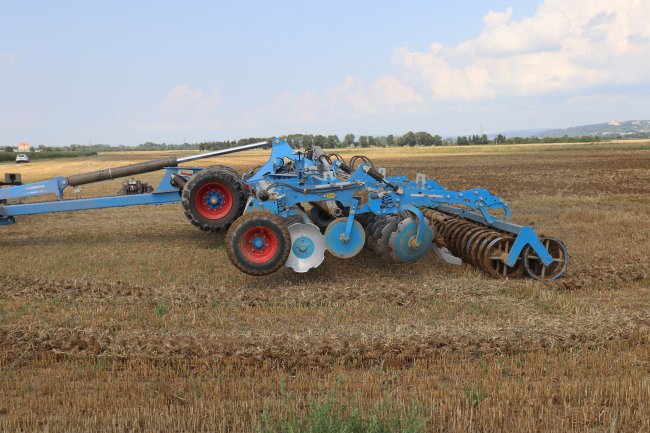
[181,167,246,232]
[226,212,291,276]
[522,237,568,281]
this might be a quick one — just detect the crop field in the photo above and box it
[1,142,649,432]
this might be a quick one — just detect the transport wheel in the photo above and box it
[182,167,247,232]
[522,237,568,281]
[226,212,291,276]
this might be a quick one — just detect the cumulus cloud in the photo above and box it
[139,1,650,135]
[144,84,221,131]
[267,75,426,126]
[396,0,650,100]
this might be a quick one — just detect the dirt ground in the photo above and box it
[1,142,649,432]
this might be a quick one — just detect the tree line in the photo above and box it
[3,132,605,154]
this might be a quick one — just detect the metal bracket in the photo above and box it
[403,205,425,248]
[341,199,359,242]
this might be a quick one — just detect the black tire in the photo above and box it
[206,164,240,176]
[226,212,291,276]
[181,167,247,232]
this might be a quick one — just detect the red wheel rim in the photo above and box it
[195,182,233,219]
[240,226,278,263]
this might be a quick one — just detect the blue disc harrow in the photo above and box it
[0,138,568,280]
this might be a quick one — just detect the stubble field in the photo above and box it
[1,142,649,432]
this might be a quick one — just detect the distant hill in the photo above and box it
[537,120,650,138]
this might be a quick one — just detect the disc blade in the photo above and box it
[286,223,326,272]
[324,218,366,258]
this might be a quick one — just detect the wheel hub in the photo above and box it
[206,191,224,209]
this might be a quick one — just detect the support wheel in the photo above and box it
[181,167,246,231]
[226,212,291,275]
[522,237,568,281]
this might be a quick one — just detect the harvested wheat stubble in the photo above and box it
[1,144,650,432]
[1,311,648,368]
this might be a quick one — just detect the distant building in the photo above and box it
[18,142,30,152]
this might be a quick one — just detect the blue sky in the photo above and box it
[1,1,649,146]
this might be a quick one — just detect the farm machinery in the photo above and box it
[0,138,568,280]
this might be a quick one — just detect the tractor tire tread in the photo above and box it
[225,211,291,276]
[181,167,246,232]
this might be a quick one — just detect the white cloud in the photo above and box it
[396,0,650,100]
[136,1,650,137]
[143,84,221,131]
[266,75,426,127]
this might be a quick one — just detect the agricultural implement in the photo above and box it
[0,138,568,280]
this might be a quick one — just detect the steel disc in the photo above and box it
[366,216,386,253]
[325,218,366,258]
[285,223,326,272]
[388,217,433,263]
[377,217,399,257]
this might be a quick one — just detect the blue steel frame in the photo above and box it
[244,139,554,267]
[0,167,202,225]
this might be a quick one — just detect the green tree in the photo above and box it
[358,136,369,147]
[386,134,395,146]
[343,133,355,147]
[3,146,14,153]
[326,135,340,148]
[415,131,435,146]
[313,135,327,147]
[397,131,417,147]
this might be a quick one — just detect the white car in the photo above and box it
[16,154,30,163]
